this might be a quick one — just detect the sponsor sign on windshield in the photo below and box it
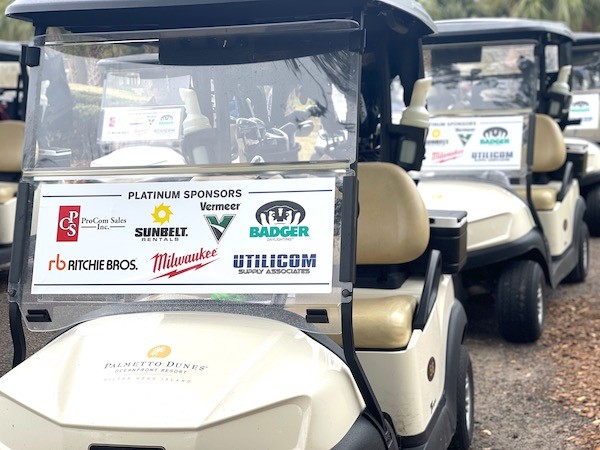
[421,115,525,172]
[100,107,183,142]
[567,93,600,131]
[32,178,336,295]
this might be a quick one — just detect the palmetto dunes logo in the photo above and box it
[148,345,171,358]
[250,200,309,239]
[205,215,235,243]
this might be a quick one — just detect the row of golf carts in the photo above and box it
[1,0,600,448]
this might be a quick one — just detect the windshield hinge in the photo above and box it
[22,45,41,67]
[349,29,366,53]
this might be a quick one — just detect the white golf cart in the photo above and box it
[0,0,473,448]
[564,32,600,235]
[415,19,589,343]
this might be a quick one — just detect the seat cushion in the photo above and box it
[0,183,17,203]
[329,293,417,349]
[514,185,558,211]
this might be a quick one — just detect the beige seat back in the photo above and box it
[0,120,25,173]
[357,162,430,265]
[532,114,566,173]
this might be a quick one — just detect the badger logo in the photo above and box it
[256,201,306,226]
[250,201,308,239]
[483,127,508,139]
[481,127,510,145]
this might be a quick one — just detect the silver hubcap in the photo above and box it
[582,237,589,273]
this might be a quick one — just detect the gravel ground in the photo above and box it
[1,240,599,449]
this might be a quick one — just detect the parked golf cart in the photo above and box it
[0,40,27,268]
[564,32,600,235]
[415,18,588,343]
[0,0,474,448]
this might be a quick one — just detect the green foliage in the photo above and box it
[421,0,600,31]
[0,0,33,41]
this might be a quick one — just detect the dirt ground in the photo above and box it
[1,241,599,449]
[466,237,600,450]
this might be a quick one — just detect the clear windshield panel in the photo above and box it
[15,23,360,334]
[25,24,359,171]
[572,46,600,91]
[424,43,538,114]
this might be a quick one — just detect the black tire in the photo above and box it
[495,260,545,343]
[584,187,600,236]
[449,345,474,449]
[565,222,589,283]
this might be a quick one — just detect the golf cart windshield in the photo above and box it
[15,22,360,333]
[425,43,538,113]
[567,46,600,135]
[419,43,537,178]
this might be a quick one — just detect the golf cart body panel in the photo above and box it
[1,0,475,449]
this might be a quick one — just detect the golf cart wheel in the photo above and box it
[585,187,600,236]
[495,260,545,343]
[449,345,474,449]
[565,222,590,283]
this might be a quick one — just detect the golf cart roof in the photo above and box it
[574,32,600,46]
[6,0,435,34]
[423,18,573,44]
[0,40,22,62]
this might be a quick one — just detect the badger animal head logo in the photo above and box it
[483,127,508,139]
[256,201,306,226]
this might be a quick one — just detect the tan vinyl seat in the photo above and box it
[514,114,566,211]
[0,120,25,173]
[0,120,24,204]
[334,162,430,349]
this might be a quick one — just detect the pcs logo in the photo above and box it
[480,127,509,145]
[250,200,309,239]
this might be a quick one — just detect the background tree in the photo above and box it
[0,0,33,41]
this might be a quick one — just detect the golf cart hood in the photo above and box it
[0,311,363,447]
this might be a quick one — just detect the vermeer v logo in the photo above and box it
[205,215,235,243]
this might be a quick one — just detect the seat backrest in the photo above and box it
[532,113,566,173]
[357,162,430,265]
[0,120,25,172]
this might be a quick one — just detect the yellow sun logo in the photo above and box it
[151,203,173,226]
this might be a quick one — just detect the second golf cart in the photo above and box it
[416,18,589,342]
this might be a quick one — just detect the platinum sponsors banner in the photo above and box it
[32,177,336,294]
[421,115,525,172]
[567,93,600,131]
[100,107,184,142]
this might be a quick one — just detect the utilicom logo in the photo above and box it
[57,206,81,242]
[134,203,188,242]
[480,127,509,145]
[250,200,309,239]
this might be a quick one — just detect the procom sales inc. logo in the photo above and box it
[249,200,309,239]
[56,206,81,242]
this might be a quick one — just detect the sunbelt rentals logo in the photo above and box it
[250,200,309,239]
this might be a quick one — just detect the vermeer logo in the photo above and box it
[205,215,235,243]
[148,345,171,358]
[250,200,309,239]
[57,206,81,242]
[480,127,509,145]
[458,133,472,146]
